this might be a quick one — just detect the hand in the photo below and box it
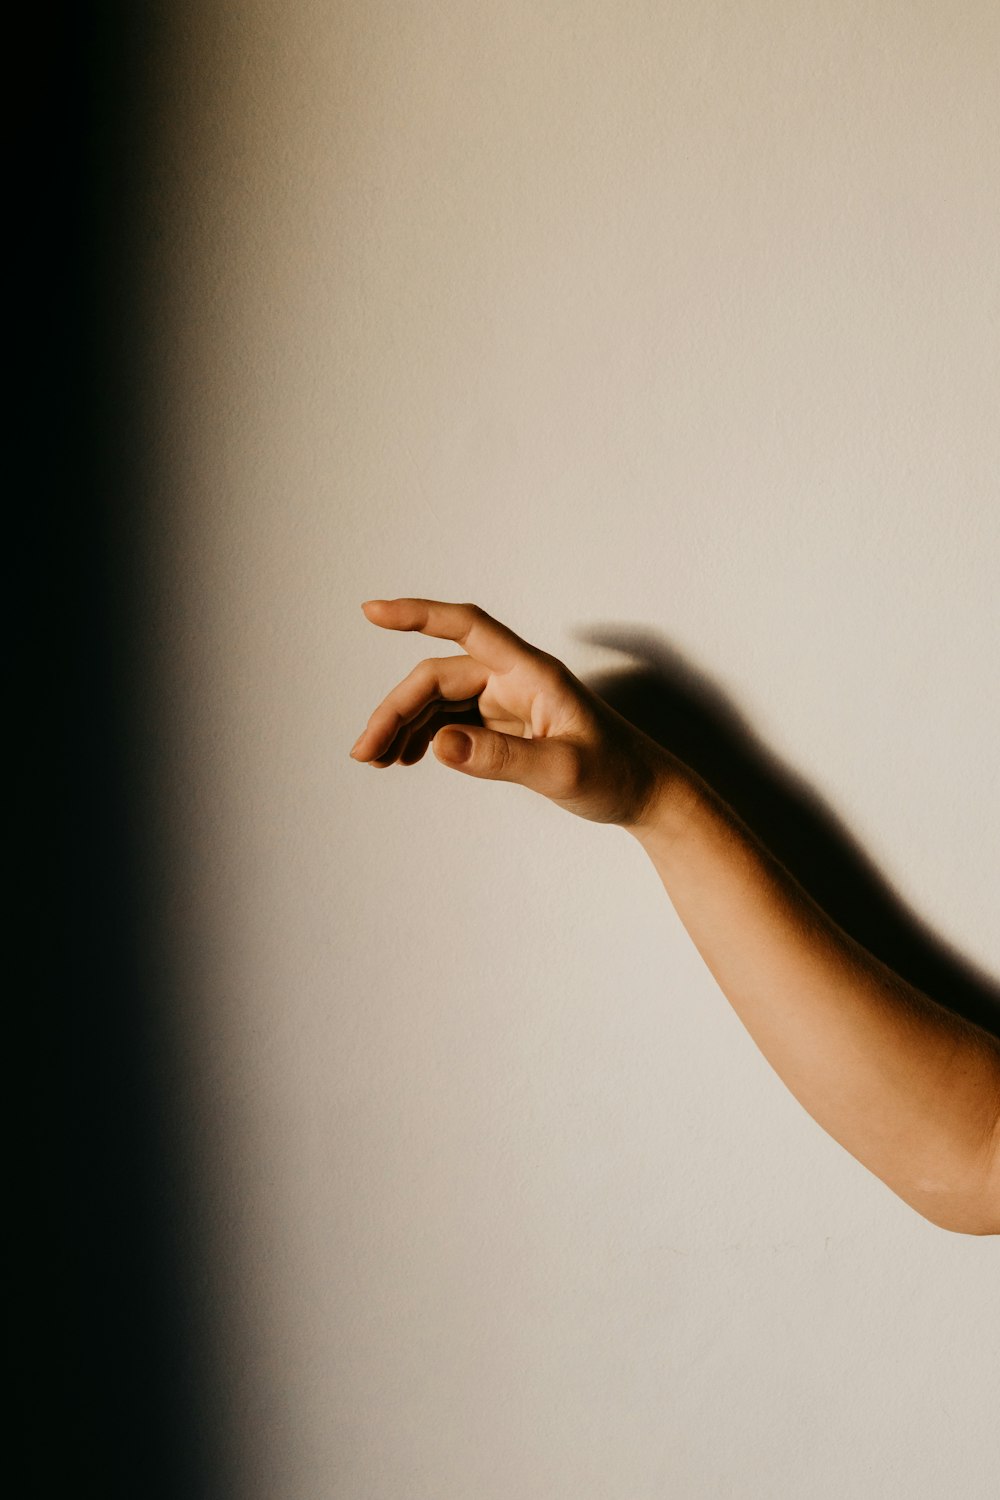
[350,598,671,830]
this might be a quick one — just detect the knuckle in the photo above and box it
[490,734,513,777]
[540,652,574,688]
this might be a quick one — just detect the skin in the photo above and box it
[350,597,1000,1235]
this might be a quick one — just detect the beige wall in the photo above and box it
[137,3,999,1495]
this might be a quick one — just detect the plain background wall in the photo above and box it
[124,2,999,1495]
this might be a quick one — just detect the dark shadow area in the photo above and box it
[29,6,225,1497]
[575,626,1000,1041]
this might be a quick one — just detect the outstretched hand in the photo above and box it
[350,598,670,830]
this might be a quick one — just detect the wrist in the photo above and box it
[619,739,701,850]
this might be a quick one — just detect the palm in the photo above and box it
[478,662,584,743]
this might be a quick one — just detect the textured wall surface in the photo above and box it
[133,3,999,1495]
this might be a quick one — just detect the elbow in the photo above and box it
[920,1206,1000,1236]
[908,1135,1000,1236]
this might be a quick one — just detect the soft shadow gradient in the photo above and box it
[575,624,1000,1042]
[49,5,228,1497]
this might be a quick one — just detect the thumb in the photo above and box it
[434,725,579,800]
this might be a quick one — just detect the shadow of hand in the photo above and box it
[575,622,1000,1042]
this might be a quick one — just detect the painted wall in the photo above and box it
[133,3,999,1495]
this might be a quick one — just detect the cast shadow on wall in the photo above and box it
[575,624,1000,1043]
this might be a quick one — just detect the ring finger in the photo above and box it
[354,655,487,764]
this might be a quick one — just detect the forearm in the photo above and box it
[625,757,1000,1234]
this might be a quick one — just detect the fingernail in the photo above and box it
[441,730,472,763]
[350,735,364,756]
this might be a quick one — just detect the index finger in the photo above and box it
[360,598,538,672]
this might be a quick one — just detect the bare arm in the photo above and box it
[352,597,1000,1234]
[625,763,1000,1233]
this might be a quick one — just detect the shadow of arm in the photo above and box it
[580,625,1000,1234]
